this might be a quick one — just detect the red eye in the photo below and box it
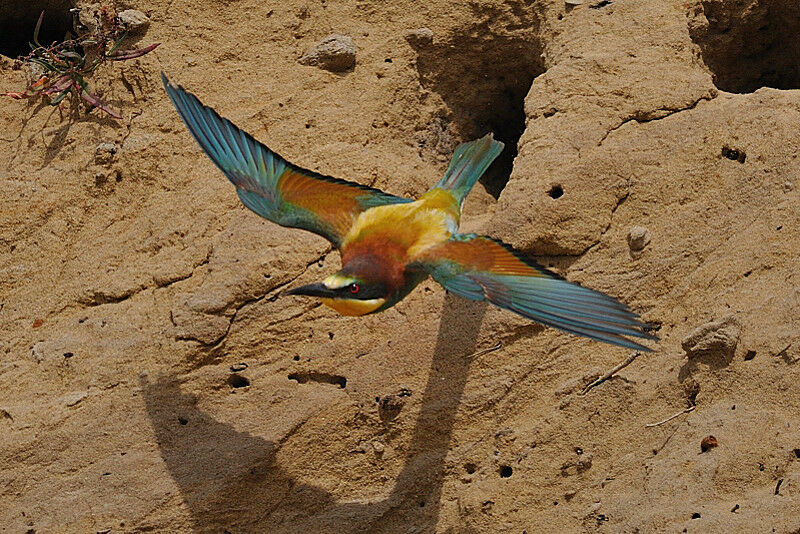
[349,283,360,294]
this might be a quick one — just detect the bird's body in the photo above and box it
[331,188,458,315]
[163,73,656,351]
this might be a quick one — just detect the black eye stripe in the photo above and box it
[336,283,386,300]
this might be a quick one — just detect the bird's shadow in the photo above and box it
[142,293,487,533]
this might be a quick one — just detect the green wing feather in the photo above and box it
[162,73,411,247]
[413,234,657,351]
[431,133,504,205]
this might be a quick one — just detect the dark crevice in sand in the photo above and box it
[0,1,75,60]
[690,0,800,93]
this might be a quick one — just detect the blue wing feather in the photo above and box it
[415,235,656,352]
[162,73,410,246]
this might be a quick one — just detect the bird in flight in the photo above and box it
[162,73,656,351]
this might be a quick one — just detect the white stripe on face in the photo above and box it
[323,273,356,290]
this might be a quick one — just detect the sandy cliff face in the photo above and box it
[1,0,798,532]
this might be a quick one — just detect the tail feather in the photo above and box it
[432,133,504,204]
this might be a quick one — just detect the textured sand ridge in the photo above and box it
[1,0,799,532]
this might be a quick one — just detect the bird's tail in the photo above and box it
[430,133,504,205]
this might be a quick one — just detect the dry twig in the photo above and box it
[581,352,640,395]
[468,341,502,360]
[645,406,695,428]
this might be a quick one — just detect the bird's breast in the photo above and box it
[338,201,453,297]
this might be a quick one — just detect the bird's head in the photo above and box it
[287,271,388,316]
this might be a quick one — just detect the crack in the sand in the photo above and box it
[597,94,715,148]
[86,250,212,307]
[204,251,330,348]
[578,92,718,254]
[121,109,143,146]
[575,186,629,257]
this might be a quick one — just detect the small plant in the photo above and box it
[2,7,160,118]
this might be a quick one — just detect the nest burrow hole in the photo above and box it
[691,0,800,93]
[0,1,75,59]
[414,19,545,197]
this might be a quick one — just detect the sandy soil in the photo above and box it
[1,0,799,532]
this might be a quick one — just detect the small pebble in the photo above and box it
[118,10,150,33]
[230,362,248,372]
[627,226,651,251]
[298,34,356,72]
[700,435,718,452]
[64,391,87,407]
[31,342,46,363]
[403,28,434,48]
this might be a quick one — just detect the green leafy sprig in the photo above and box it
[3,8,160,118]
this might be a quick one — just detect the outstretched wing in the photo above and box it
[162,73,411,247]
[412,234,657,351]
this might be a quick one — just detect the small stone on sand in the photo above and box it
[627,226,651,251]
[299,35,356,72]
[64,391,87,407]
[404,28,434,48]
[118,10,150,33]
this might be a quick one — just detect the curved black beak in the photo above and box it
[286,282,338,298]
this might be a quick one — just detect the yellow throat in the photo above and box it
[320,297,386,316]
[319,273,386,316]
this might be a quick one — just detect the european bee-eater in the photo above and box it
[163,73,656,351]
